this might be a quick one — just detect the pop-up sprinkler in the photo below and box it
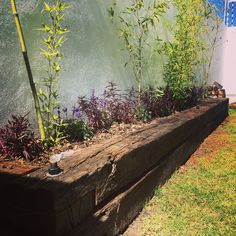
[46,150,74,177]
[47,160,63,177]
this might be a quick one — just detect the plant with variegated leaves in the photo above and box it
[38,0,70,147]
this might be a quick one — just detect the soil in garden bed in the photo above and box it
[0,159,39,175]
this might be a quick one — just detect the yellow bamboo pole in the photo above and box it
[10,0,46,141]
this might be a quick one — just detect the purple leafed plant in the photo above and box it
[75,82,137,131]
[77,93,112,131]
[0,115,42,161]
[72,82,204,134]
[183,86,205,109]
[139,87,174,118]
[172,86,206,111]
[103,82,136,123]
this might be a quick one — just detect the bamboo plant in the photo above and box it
[10,0,46,141]
[109,0,168,94]
[38,0,70,147]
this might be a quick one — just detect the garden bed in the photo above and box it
[0,98,229,236]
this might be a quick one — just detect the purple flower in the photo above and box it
[100,98,108,108]
[75,110,82,119]
[72,106,78,114]
[62,107,68,113]
[72,106,82,119]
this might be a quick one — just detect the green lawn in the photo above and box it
[140,111,236,236]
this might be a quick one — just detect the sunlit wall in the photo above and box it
[0,0,168,124]
[1,0,234,125]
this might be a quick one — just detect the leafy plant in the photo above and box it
[38,0,70,147]
[75,83,138,131]
[73,82,204,133]
[185,87,206,108]
[63,119,93,142]
[109,0,168,93]
[163,0,209,106]
[0,115,42,161]
[103,82,137,123]
[139,86,174,118]
[77,91,112,132]
[138,86,205,118]
[135,106,152,122]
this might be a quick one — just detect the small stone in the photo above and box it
[66,143,73,149]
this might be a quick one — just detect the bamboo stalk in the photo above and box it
[10,0,46,141]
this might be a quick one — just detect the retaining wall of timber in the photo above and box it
[0,98,229,236]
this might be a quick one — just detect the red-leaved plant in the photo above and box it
[0,115,42,161]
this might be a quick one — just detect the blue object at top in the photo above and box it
[208,0,236,27]
[225,1,236,26]
[208,0,225,19]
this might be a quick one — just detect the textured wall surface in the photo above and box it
[0,0,167,124]
[0,0,234,121]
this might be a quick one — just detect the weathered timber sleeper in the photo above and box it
[0,98,229,236]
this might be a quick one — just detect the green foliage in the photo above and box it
[44,112,67,147]
[63,119,93,142]
[163,0,209,104]
[38,0,70,147]
[135,106,152,122]
[226,125,236,135]
[109,0,168,93]
[229,109,236,116]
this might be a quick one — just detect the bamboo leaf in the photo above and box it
[44,2,51,12]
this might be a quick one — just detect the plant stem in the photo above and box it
[206,18,220,82]
[10,0,45,141]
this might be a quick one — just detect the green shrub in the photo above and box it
[64,120,93,142]
[163,0,208,107]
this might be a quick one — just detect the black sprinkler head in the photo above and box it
[48,161,63,176]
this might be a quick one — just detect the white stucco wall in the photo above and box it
[221,27,236,96]
[211,25,236,102]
